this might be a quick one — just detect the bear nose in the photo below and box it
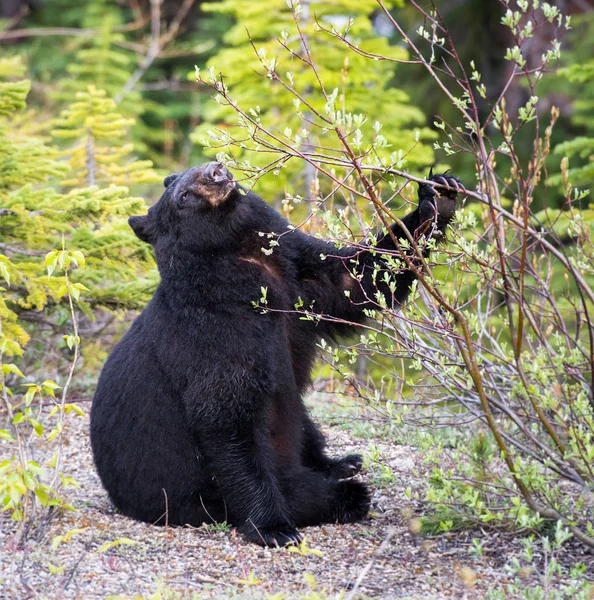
[203,162,232,184]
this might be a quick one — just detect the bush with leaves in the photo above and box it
[196,0,594,551]
[193,0,436,201]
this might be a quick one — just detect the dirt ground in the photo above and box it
[1,400,593,600]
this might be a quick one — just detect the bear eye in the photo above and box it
[180,191,188,202]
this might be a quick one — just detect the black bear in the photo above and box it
[90,162,462,546]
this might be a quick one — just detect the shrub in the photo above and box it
[195,0,594,548]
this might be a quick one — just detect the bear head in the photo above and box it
[128,162,251,264]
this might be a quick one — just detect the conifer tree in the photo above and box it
[54,0,143,120]
[553,15,594,187]
[0,69,159,365]
[0,60,160,523]
[53,86,157,187]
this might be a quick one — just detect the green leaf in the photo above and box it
[42,380,61,391]
[27,461,44,475]
[47,563,65,575]
[44,250,59,278]
[2,364,25,378]
[51,528,88,549]
[64,403,85,417]
[12,413,25,425]
[0,262,10,286]
[57,250,67,270]
[23,386,38,406]
[0,429,15,442]
[28,418,44,437]
[69,250,86,269]
[23,472,36,490]
[36,489,50,506]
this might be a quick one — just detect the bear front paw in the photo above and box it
[326,454,364,480]
[424,172,464,200]
[418,172,464,232]
[332,479,371,523]
[241,523,303,547]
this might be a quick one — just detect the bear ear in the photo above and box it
[128,215,154,244]
[164,173,180,188]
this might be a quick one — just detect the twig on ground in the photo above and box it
[346,527,396,600]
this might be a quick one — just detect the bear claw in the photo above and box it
[326,454,364,480]
[243,524,303,547]
[429,173,464,199]
[418,173,463,228]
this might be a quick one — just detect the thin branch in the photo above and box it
[0,16,150,42]
[0,243,44,257]
[114,0,197,104]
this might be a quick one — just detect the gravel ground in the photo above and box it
[1,402,593,600]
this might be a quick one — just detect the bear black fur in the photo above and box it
[90,162,462,546]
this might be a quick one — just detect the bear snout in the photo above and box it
[189,162,236,207]
[202,162,233,185]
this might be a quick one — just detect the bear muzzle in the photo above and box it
[191,162,236,207]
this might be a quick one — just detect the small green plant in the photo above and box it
[487,523,593,600]
[1,241,89,534]
[286,536,323,557]
[470,538,484,560]
[201,521,232,534]
[364,443,397,489]
[237,570,264,587]
[96,537,140,553]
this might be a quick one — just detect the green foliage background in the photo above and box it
[0,0,453,383]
